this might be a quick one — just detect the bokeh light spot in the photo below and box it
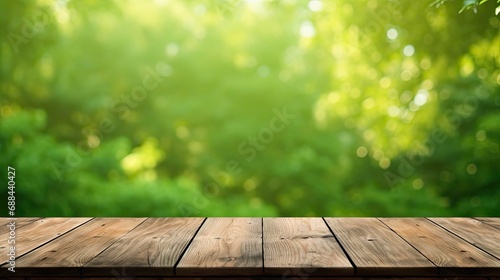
[388,106,400,117]
[379,157,391,169]
[356,146,368,158]
[412,178,423,190]
[403,44,415,57]
[466,164,477,175]
[308,0,323,12]
[379,77,391,88]
[387,28,398,40]
[414,89,429,106]
[300,21,316,38]
[476,130,486,141]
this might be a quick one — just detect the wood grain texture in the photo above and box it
[176,218,262,276]
[0,218,11,227]
[0,218,41,235]
[475,218,500,230]
[324,218,437,276]
[380,218,500,276]
[2,218,499,278]
[83,218,204,277]
[10,218,145,277]
[0,218,92,266]
[263,218,353,276]
[430,218,500,259]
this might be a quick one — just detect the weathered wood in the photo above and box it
[475,218,500,230]
[263,218,353,276]
[324,218,437,276]
[1,217,499,278]
[9,218,145,277]
[0,218,11,227]
[380,218,500,276]
[83,218,204,277]
[430,218,500,259]
[0,218,41,235]
[176,218,262,276]
[0,218,92,266]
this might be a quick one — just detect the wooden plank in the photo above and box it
[0,218,41,235]
[380,218,500,276]
[430,218,500,259]
[324,218,437,276]
[0,218,11,224]
[263,218,353,276]
[83,218,204,277]
[475,218,500,230]
[8,218,146,277]
[176,218,262,276]
[0,218,92,266]
[0,218,13,229]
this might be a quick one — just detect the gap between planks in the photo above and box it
[379,218,500,276]
[173,217,208,276]
[426,218,499,260]
[0,218,95,267]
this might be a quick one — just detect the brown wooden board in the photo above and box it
[7,218,145,277]
[263,217,353,276]
[324,218,437,276]
[83,217,204,277]
[0,218,41,235]
[176,218,262,276]
[0,218,92,266]
[429,218,500,259]
[380,218,500,276]
[475,218,500,230]
[0,218,11,227]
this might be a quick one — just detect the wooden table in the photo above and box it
[0,217,499,279]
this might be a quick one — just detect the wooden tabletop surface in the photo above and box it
[0,217,499,279]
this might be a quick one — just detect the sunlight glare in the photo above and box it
[387,28,398,40]
[300,21,316,38]
[308,0,323,12]
[403,44,415,57]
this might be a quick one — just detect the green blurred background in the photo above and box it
[1,0,499,217]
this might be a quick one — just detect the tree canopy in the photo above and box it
[1,0,499,217]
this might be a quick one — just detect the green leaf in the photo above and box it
[459,3,475,13]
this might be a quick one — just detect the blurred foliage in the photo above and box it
[0,0,499,217]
